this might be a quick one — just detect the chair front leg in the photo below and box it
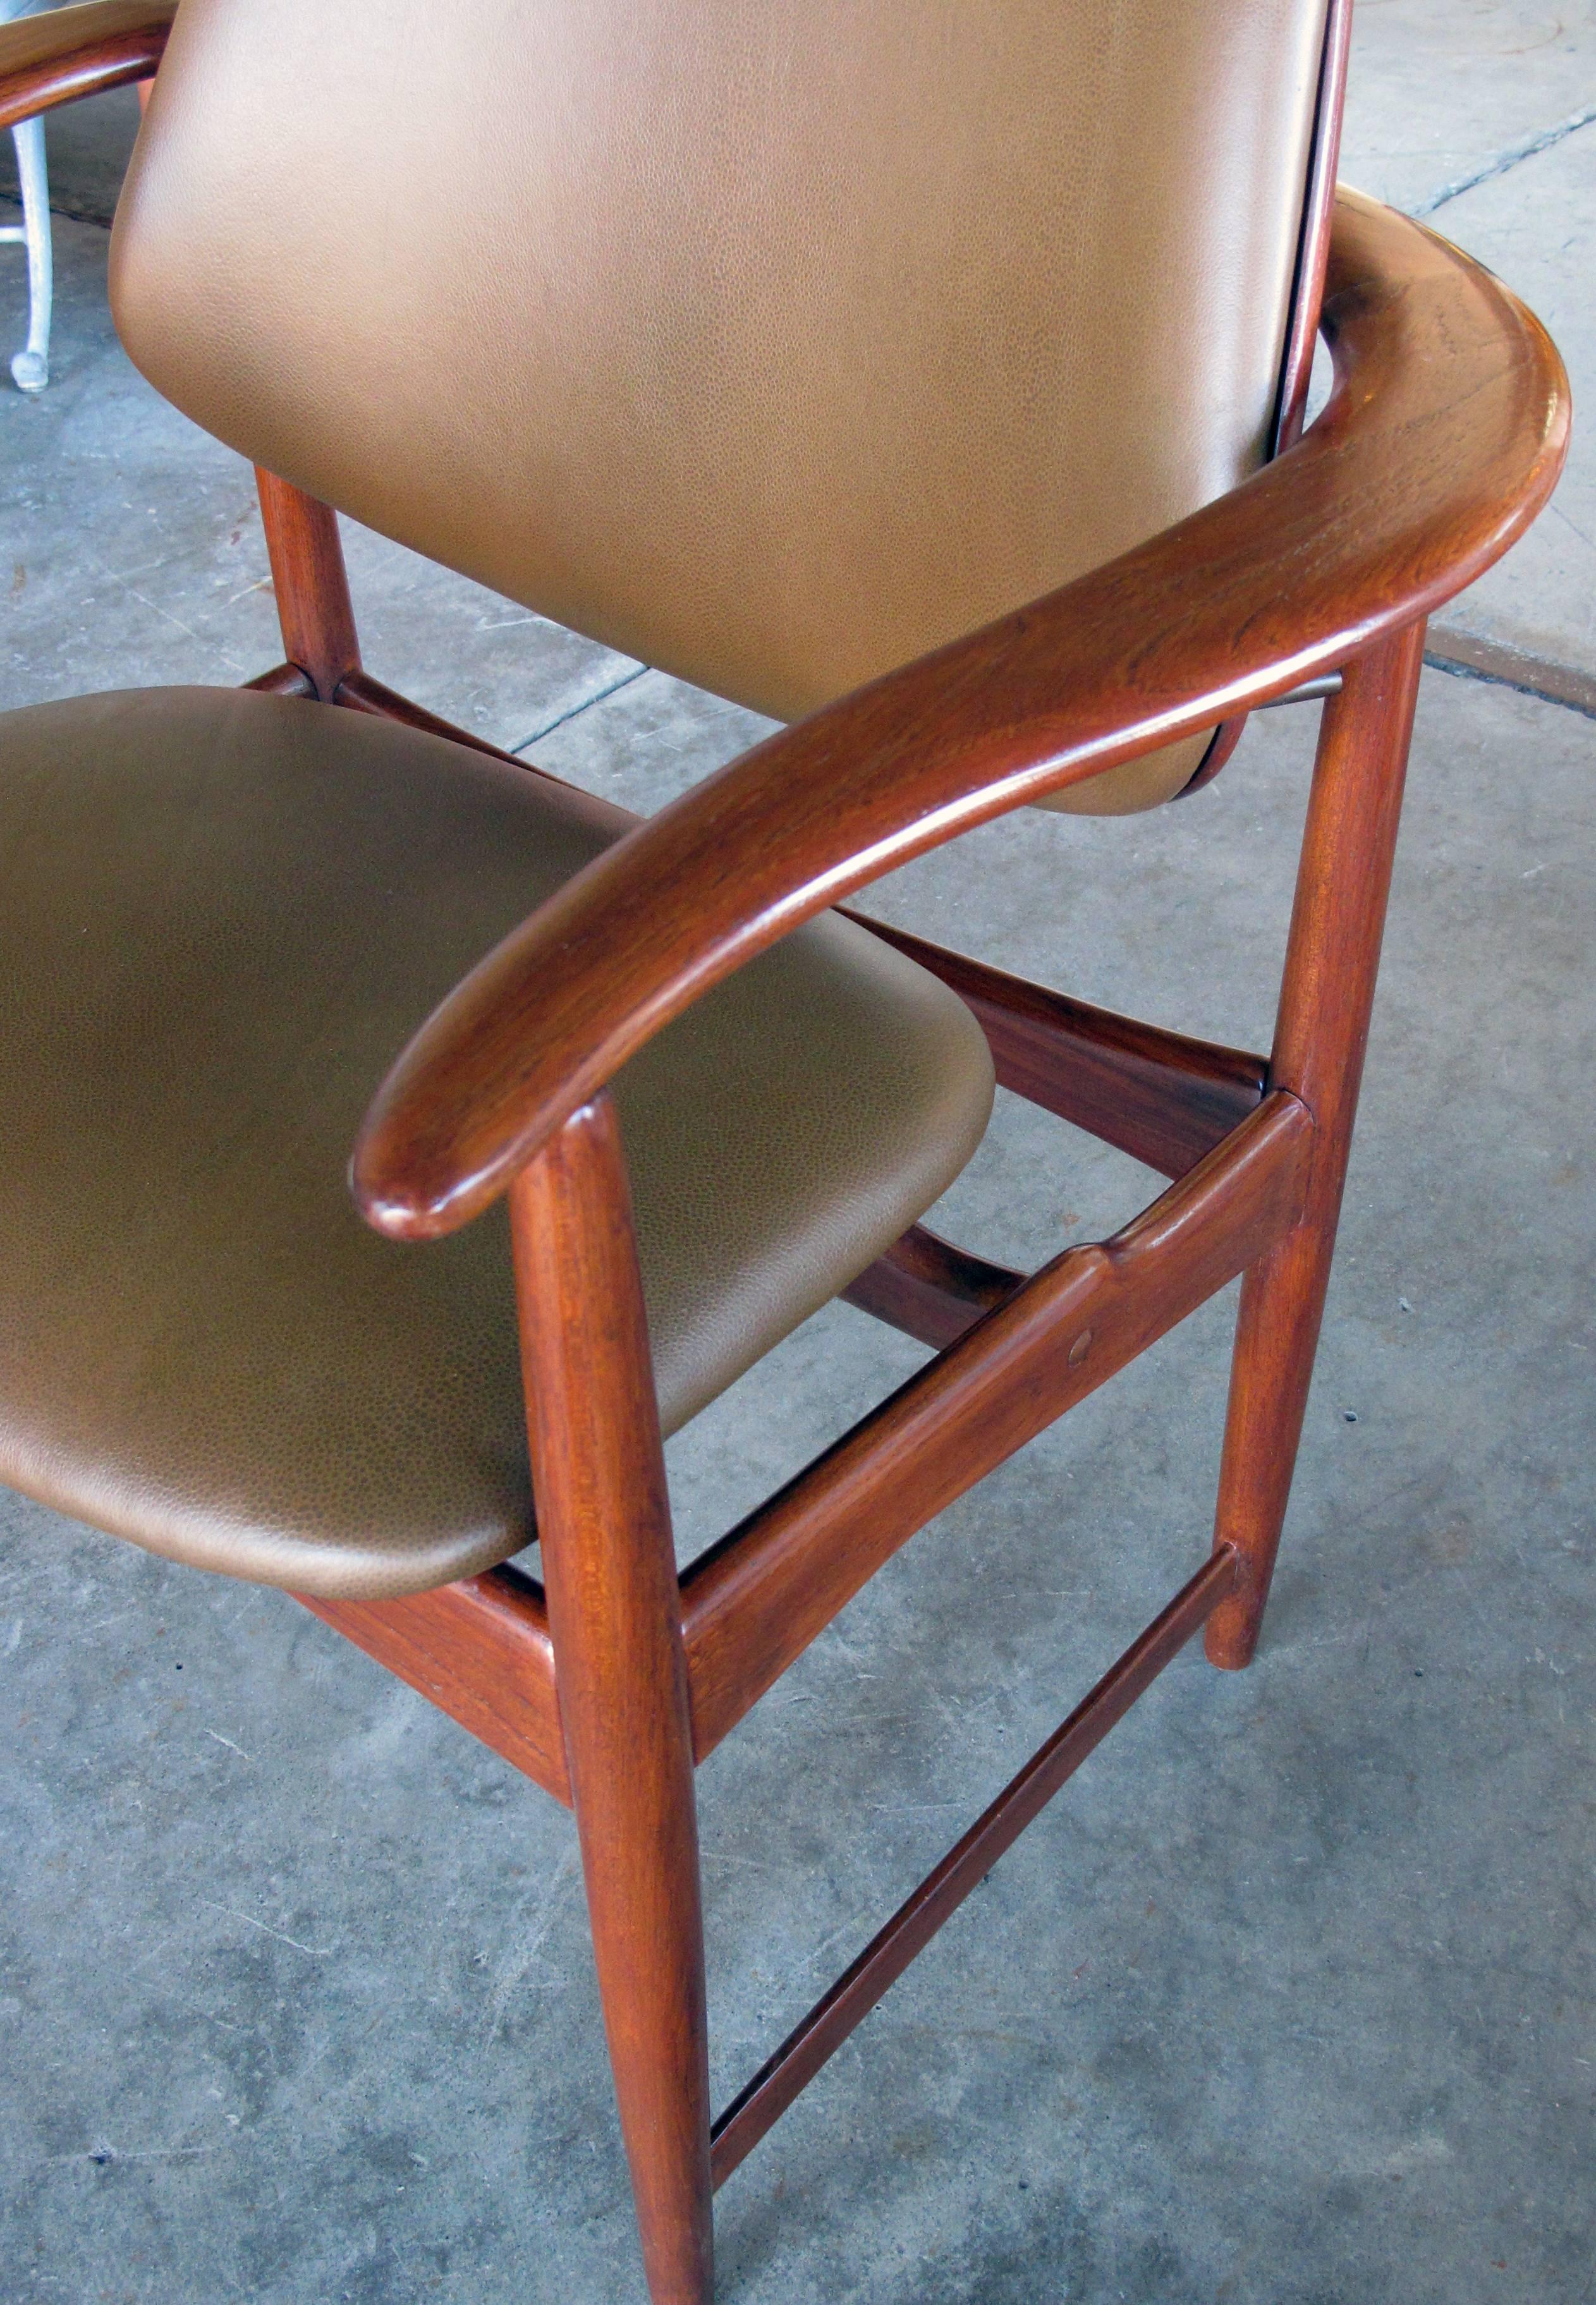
[1207,619,1426,1668]
[509,1097,715,2305]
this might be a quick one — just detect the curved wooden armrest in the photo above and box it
[0,0,173,133]
[353,188,1568,1242]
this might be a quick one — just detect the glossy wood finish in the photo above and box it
[0,0,171,131]
[277,627,1425,2281]
[183,158,1566,2305]
[249,465,1280,1375]
[329,673,1262,1194]
[254,466,362,702]
[710,1543,1239,2188]
[239,475,1285,1375]
[510,1101,713,2305]
[296,1566,569,1804]
[243,660,315,698]
[840,1222,1023,1349]
[252,473,616,820]
[1272,0,1353,455]
[13,31,1571,2303]
[846,914,1267,1179]
[681,1092,1310,1763]
[351,193,1568,1243]
[1205,623,1425,1669]
[247,467,1282,1387]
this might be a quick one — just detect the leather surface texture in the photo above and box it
[0,689,994,1598]
[110,0,1328,815]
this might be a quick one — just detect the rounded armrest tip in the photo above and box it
[348,1141,477,1243]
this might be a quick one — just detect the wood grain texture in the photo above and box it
[350,193,1568,1242]
[0,0,172,131]
[511,1101,713,2305]
[681,1092,1311,1762]
[13,10,1542,2282]
[843,914,1267,1178]
[840,1223,1023,1350]
[295,1567,569,1805]
[254,468,362,702]
[1205,624,1425,1668]
[709,1544,1239,2188]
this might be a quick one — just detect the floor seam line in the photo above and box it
[1411,99,1596,216]
[511,664,650,753]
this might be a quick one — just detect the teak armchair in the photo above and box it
[0,4,1569,2299]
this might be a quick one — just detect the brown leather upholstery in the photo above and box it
[0,690,993,1598]
[109,0,1329,815]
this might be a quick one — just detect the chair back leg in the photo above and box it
[510,1098,715,2305]
[1207,619,1427,1668]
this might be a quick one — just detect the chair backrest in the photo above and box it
[110,0,1330,813]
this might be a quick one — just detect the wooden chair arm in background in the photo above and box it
[353,190,1568,1243]
[0,0,173,131]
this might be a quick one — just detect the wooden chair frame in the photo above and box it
[1,9,1569,2300]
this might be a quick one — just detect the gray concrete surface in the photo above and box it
[0,80,138,228]
[1341,3,1596,686]
[1,6,1593,2302]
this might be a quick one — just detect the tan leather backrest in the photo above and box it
[111,0,1327,813]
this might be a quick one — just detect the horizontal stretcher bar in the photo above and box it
[709,1543,1240,2187]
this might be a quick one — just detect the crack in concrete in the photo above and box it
[512,662,649,752]
[1412,99,1596,216]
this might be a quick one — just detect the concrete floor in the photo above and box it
[1,8,1592,2304]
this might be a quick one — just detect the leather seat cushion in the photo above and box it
[0,689,994,1598]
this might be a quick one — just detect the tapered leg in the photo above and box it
[510,1099,714,2305]
[1206,621,1426,1669]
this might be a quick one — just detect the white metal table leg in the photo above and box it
[4,116,52,391]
